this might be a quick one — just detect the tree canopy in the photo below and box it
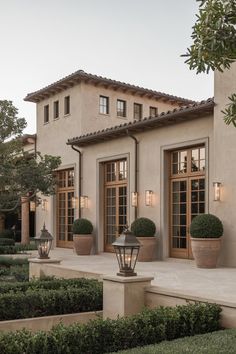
[0,100,61,211]
[183,0,236,126]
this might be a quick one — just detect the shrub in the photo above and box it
[0,238,15,246]
[0,303,221,354]
[0,229,14,239]
[72,218,93,234]
[0,278,102,320]
[0,243,37,255]
[131,217,156,237]
[0,257,28,267]
[190,214,223,238]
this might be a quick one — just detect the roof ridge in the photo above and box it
[24,69,196,104]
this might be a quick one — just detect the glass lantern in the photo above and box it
[34,224,53,259]
[112,228,140,277]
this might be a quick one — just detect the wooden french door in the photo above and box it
[56,169,75,248]
[170,146,206,259]
[104,160,127,252]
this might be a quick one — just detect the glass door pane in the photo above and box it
[105,187,116,245]
[171,180,187,251]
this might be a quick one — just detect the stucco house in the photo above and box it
[24,64,236,266]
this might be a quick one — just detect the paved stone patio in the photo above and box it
[46,248,236,305]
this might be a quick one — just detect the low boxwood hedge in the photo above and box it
[0,303,221,354]
[0,277,102,294]
[0,243,37,255]
[0,238,15,246]
[0,278,102,320]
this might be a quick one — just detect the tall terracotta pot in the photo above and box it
[137,237,157,262]
[190,237,221,268]
[73,234,93,255]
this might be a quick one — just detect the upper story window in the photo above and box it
[99,95,109,115]
[64,96,70,115]
[134,103,142,120]
[117,99,126,118]
[44,104,49,124]
[54,100,59,119]
[150,106,158,117]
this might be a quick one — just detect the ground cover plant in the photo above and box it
[0,303,221,354]
[0,257,29,282]
[0,277,102,320]
[112,328,236,354]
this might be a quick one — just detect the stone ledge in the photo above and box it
[103,275,154,283]
[29,258,61,264]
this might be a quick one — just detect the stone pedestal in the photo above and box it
[103,275,154,319]
[21,196,29,244]
[29,258,61,280]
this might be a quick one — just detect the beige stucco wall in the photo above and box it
[79,115,213,258]
[213,62,236,266]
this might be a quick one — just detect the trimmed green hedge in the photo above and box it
[0,238,15,246]
[0,229,14,239]
[0,278,102,320]
[0,257,28,267]
[0,243,37,254]
[0,303,221,354]
[0,277,102,294]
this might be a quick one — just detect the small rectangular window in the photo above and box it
[134,103,142,120]
[99,95,109,114]
[117,99,126,117]
[44,105,49,124]
[64,96,70,115]
[53,101,59,119]
[150,106,158,117]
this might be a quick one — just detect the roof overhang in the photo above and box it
[67,99,214,148]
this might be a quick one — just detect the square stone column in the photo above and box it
[29,258,61,280]
[103,275,154,319]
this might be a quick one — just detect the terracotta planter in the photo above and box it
[73,234,93,255]
[137,237,157,262]
[190,237,221,268]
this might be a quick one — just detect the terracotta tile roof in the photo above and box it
[24,70,196,105]
[67,98,214,147]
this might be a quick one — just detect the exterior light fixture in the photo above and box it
[72,196,79,209]
[112,227,140,277]
[213,182,222,201]
[30,201,36,212]
[131,192,138,207]
[80,195,88,209]
[34,224,53,259]
[145,190,153,206]
[41,199,48,211]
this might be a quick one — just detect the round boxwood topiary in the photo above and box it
[131,217,156,237]
[72,218,93,235]
[190,214,223,238]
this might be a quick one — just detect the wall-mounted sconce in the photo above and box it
[131,192,138,207]
[145,190,153,206]
[30,201,36,212]
[41,199,48,211]
[213,182,221,201]
[80,195,88,209]
[72,196,79,209]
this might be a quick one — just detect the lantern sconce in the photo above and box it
[30,201,36,212]
[41,199,48,211]
[34,223,53,259]
[80,195,88,209]
[131,192,138,207]
[145,190,153,206]
[213,182,222,201]
[72,196,79,209]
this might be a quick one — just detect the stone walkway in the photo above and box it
[47,248,236,304]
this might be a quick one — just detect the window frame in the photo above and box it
[99,95,109,115]
[44,104,49,124]
[53,100,59,119]
[117,99,126,118]
[149,106,158,117]
[64,96,70,116]
[134,103,142,120]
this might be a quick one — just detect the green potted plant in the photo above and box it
[190,213,223,268]
[131,217,157,261]
[72,218,93,255]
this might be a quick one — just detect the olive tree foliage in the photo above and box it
[183,0,236,126]
[0,100,61,211]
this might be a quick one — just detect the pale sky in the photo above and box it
[0,0,213,134]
